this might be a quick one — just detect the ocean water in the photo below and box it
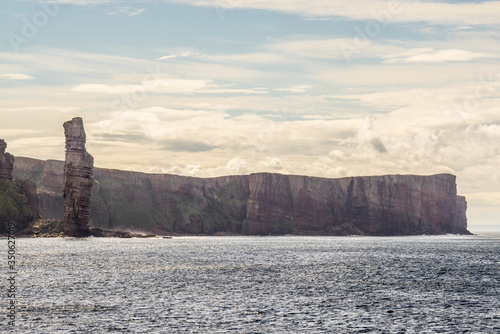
[2,234,500,333]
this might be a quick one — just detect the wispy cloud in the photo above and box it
[0,106,81,113]
[276,85,310,94]
[72,84,144,94]
[383,48,495,64]
[167,0,500,25]
[0,73,34,80]
[55,0,122,5]
[156,50,200,61]
[71,80,268,95]
[72,78,210,94]
[108,7,145,17]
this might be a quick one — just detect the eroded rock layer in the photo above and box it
[0,139,39,233]
[14,157,469,236]
[62,118,94,237]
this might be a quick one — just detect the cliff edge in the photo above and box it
[13,157,469,236]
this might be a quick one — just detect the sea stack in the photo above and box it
[62,117,94,237]
[0,139,14,180]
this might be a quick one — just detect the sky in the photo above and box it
[0,0,499,229]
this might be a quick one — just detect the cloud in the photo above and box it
[156,50,200,61]
[156,55,177,61]
[72,80,268,96]
[0,106,81,113]
[72,84,143,94]
[108,7,145,16]
[167,0,500,25]
[72,78,210,94]
[383,49,494,64]
[259,157,284,170]
[166,157,249,177]
[162,141,218,152]
[0,74,34,80]
[370,138,387,154]
[200,87,268,95]
[0,129,44,137]
[54,0,121,4]
[266,37,500,66]
[276,85,310,93]
[205,52,287,65]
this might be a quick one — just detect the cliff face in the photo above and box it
[0,139,14,180]
[62,118,94,237]
[13,157,469,235]
[0,139,39,233]
[243,173,468,235]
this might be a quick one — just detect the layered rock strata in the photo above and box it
[14,157,469,236]
[0,139,39,233]
[62,118,94,237]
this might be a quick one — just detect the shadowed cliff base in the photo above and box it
[13,156,470,236]
[15,219,163,238]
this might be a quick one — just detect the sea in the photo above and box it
[2,234,500,333]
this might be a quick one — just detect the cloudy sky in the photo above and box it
[1,0,499,228]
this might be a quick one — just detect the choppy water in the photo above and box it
[2,234,500,333]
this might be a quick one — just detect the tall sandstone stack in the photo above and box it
[0,139,38,233]
[62,118,94,237]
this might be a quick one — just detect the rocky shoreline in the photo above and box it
[3,219,167,238]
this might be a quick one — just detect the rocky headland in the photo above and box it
[1,122,155,238]
[13,157,470,236]
[0,139,39,233]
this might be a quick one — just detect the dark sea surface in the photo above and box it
[2,234,500,333]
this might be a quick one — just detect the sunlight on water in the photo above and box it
[2,235,500,333]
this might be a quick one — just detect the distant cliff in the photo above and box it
[13,156,469,236]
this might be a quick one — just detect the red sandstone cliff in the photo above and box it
[13,157,469,235]
[243,173,468,235]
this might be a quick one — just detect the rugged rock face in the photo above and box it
[13,156,469,235]
[62,118,94,237]
[0,139,14,180]
[0,139,39,233]
[243,173,469,235]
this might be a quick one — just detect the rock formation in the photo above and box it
[242,173,468,235]
[14,156,469,236]
[0,139,39,233]
[62,118,94,237]
[0,139,14,180]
